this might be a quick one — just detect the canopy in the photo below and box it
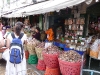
[2,0,86,18]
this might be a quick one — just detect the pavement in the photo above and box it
[0,59,45,75]
[0,55,100,75]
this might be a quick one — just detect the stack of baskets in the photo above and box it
[43,52,60,75]
[35,42,46,70]
[42,45,60,75]
[23,44,29,59]
[58,50,82,75]
[27,39,38,64]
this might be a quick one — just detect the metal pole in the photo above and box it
[80,54,84,75]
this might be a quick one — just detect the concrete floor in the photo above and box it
[0,59,45,75]
[82,55,100,75]
[0,55,100,75]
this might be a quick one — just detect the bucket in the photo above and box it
[28,55,38,64]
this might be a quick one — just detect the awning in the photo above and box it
[25,0,85,16]
[2,0,86,18]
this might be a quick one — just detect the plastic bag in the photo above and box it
[2,49,9,61]
[90,39,100,51]
[90,39,100,58]
[98,51,100,59]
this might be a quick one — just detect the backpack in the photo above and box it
[9,33,24,64]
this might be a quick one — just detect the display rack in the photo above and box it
[64,17,85,39]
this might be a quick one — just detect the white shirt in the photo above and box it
[7,33,27,45]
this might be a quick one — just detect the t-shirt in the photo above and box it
[7,33,27,45]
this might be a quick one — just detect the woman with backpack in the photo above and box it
[5,22,27,75]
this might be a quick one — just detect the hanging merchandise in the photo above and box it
[80,18,85,25]
[64,19,68,25]
[68,18,73,25]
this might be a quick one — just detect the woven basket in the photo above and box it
[35,47,43,60]
[27,44,36,55]
[23,44,27,51]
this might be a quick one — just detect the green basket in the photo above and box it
[28,55,38,64]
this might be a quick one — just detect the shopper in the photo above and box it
[32,27,40,41]
[0,20,4,48]
[5,21,27,75]
[4,26,12,39]
[24,19,31,31]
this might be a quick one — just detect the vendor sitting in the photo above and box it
[32,27,41,41]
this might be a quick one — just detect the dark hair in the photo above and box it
[36,27,40,32]
[15,21,23,35]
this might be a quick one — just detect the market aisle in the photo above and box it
[27,63,45,75]
[0,59,6,75]
[0,59,44,75]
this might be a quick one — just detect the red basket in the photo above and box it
[25,50,29,59]
[42,52,59,68]
[44,67,60,75]
[36,59,46,71]
[58,58,81,75]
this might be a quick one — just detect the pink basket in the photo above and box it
[44,67,60,75]
[59,58,81,75]
[36,59,46,71]
[42,52,59,68]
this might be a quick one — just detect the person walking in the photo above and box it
[5,22,27,75]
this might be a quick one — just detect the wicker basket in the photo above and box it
[35,47,43,60]
[23,44,27,51]
[27,43,36,55]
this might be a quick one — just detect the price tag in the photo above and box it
[45,42,52,48]
[75,40,77,43]
[66,40,69,43]
[81,42,84,45]
[69,25,71,30]
[72,36,74,39]
[71,40,74,43]
[79,37,82,40]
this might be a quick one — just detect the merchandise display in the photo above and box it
[42,45,60,68]
[59,50,82,62]
[64,17,84,39]
[43,45,60,54]
[35,42,45,60]
[27,38,40,55]
[59,50,82,75]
